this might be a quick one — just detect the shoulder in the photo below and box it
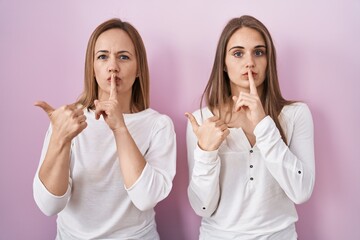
[282,102,312,117]
[280,102,313,127]
[142,108,175,131]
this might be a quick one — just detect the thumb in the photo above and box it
[185,112,199,131]
[34,101,54,116]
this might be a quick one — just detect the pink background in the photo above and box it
[1,0,359,239]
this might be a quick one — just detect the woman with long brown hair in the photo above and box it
[33,18,176,239]
[186,15,315,239]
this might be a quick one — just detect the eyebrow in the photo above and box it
[228,45,266,52]
[95,50,133,55]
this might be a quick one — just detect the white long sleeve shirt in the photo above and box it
[33,108,176,240]
[187,102,315,240]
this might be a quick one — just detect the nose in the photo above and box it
[107,57,119,73]
[245,53,255,69]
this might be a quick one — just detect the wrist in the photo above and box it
[198,142,218,152]
[50,131,72,147]
[112,125,129,135]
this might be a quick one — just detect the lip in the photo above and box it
[242,71,257,77]
[107,76,121,81]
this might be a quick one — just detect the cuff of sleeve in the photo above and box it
[125,162,149,191]
[33,173,71,216]
[34,173,70,199]
[194,145,219,164]
[125,162,172,211]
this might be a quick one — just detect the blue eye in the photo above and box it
[254,49,266,56]
[119,55,130,60]
[233,51,243,57]
[97,55,107,60]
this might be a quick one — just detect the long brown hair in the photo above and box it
[202,15,294,142]
[77,18,150,111]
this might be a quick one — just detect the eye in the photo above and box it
[233,51,243,58]
[254,49,266,56]
[97,54,107,60]
[119,55,130,60]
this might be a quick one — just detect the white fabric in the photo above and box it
[187,102,315,239]
[33,108,176,240]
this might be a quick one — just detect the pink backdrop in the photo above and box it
[1,0,359,239]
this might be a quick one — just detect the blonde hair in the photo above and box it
[202,15,294,142]
[77,18,150,111]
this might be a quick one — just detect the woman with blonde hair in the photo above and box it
[186,15,315,239]
[33,18,176,240]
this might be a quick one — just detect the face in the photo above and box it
[225,27,267,94]
[94,28,137,100]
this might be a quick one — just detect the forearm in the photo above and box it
[263,144,315,204]
[188,147,221,217]
[38,133,71,196]
[113,127,146,188]
[255,114,315,204]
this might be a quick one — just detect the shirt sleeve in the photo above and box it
[33,125,72,216]
[126,115,176,211]
[254,103,315,204]
[186,115,221,217]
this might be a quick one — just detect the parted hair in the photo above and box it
[77,18,150,112]
[202,15,294,142]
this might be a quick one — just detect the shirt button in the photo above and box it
[250,165,253,168]
[298,171,302,174]
[202,207,206,210]
[250,149,253,153]
[250,177,254,181]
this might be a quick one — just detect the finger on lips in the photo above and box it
[248,69,257,95]
[110,73,117,100]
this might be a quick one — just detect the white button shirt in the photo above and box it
[187,103,315,239]
[33,108,176,240]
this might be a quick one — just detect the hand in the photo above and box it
[232,69,266,126]
[185,112,229,151]
[94,74,126,131]
[34,101,87,143]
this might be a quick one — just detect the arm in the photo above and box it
[33,125,73,216]
[94,75,175,210]
[187,120,221,217]
[185,111,229,217]
[254,104,315,204]
[113,126,147,188]
[33,101,87,216]
[125,115,176,211]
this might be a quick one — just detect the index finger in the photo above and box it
[109,73,118,100]
[248,69,258,95]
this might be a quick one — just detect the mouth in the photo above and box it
[242,71,257,77]
[107,76,121,82]
[107,76,120,81]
